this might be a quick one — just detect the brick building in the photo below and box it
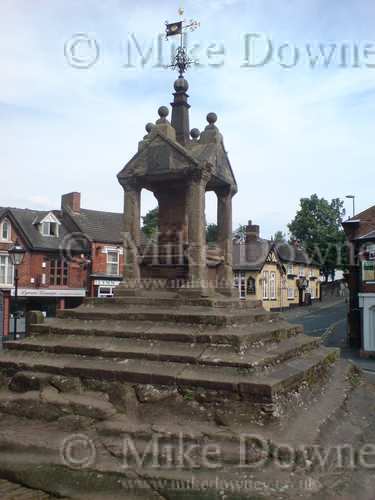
[343,205,375,354]
[0,193,124,336]
[60,192,124,297]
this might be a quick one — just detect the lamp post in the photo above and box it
[346,195,355,218]
[8,240,25,339]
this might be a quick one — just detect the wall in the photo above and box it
[235,263,321,311]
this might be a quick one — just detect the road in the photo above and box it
[284,300,347,341]
[284,299,375,374]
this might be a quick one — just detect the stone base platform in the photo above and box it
[0,290,372,498]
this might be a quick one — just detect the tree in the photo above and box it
[288,194,347,282]
[233,225,247,242]
[206,223,218,243]
[271,230,287,243]
[142,210,219,243]
[142,208,159,238]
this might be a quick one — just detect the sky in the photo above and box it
[1,0,374,239]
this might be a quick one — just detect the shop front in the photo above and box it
[92,279,122,298]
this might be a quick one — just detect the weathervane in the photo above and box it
[165,7,200,77]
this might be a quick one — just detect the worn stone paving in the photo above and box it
[0,479,53,499]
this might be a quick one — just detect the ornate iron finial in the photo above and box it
[165,8,200,77]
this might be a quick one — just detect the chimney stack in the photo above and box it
[245,220,260,243]
[61,192,81,214]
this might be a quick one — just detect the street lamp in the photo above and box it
[346,195,356,218]
[8,240,26,339]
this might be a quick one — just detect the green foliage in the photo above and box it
[288,194,347,281]
[142,207,159,237]
[272,230,287,243]
[141,211,219,243]
[206,223,218,243]
[233,224,247,242]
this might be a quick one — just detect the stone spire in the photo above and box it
[171,77,190,146]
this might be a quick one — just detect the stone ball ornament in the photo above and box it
[158,106,169,118]
[145,122,154,133]
[207,112,218,125]
[174,77,189,92]
[190,128,200,139]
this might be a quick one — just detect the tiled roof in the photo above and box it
[233,239,313,271]
[233,239,271,271]
[275,242,312,265]
[1,208,86,252]
[67,208,124,244]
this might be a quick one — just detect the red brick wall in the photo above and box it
[16,253,85,289]
[91,242,124,275]
[0,224,85,290]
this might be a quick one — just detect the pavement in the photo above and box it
[284,297,375,377]
[0,478,53,499]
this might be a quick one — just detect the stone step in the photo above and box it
[0,387,116,422]
[56,305,279,326]
[84,296,262,310]
[30,318,302,348]
[0,347,338,403]
[275,359,354,447]
[5,334,321,370]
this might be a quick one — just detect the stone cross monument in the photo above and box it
[117,79,237,295]
[117,13,237,296]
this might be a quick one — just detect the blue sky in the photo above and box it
[1,0,374,238]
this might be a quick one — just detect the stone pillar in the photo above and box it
[122,182,141,286]
[217,187,234,292]
[186,167,211,291]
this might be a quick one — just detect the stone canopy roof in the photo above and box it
[117,78,237,195]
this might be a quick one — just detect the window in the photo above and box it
[287,287,295,300]
[98,286,115,298]
[270,272,276,300]
[1,220,10,241]
[239,272,246,299]
[362,261,375,282]
[287,263,293,275]
[0,255,13,285]
[107,251,119,276]
[42,222,59,237]
[247,277,256,295]
[263,271,269,299]
[50,259,68,286]
[299,265,305,277]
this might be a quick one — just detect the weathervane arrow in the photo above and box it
[165,7,200,77]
